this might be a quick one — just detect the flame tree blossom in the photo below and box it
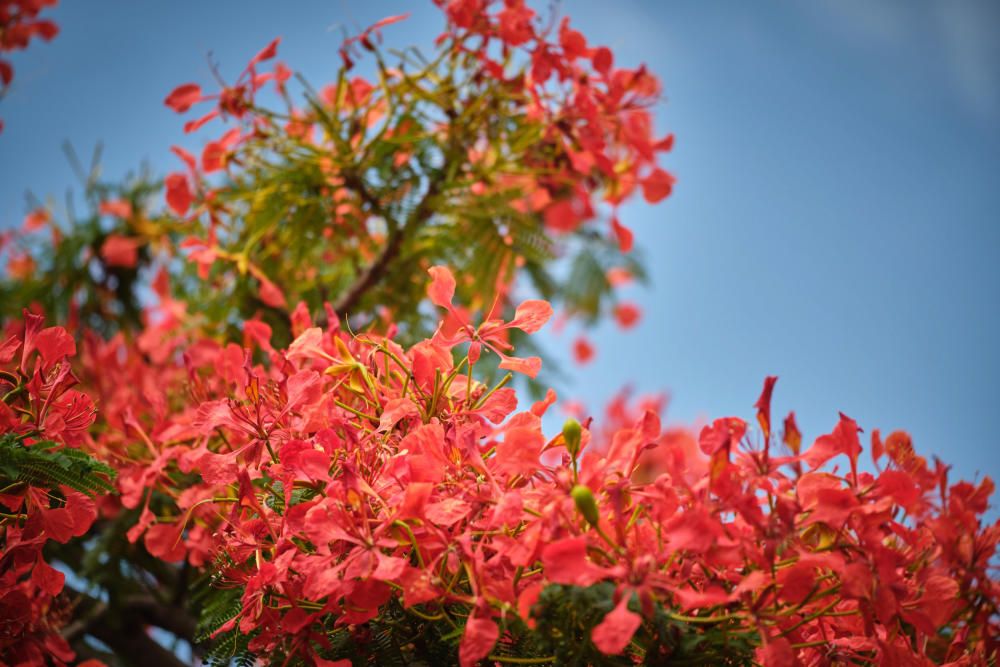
[0,2,996,666]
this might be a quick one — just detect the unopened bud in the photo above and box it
[571,484,600,526]
[562,418,582,458]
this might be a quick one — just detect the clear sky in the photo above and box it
[1,0,998,483]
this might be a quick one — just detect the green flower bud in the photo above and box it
[571,484,600,526]
[562,418,582,458]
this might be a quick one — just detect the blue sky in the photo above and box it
[1,0,998,483]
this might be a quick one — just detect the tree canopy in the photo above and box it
[0,2,996,666]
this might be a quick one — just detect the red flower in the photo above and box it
[496,1,535,46]
[165,172,193,215]
[592,594,642,655]
[613,302,641,329]
[459,612,499,667]
[99,199,133,218]
[573,336,595,364]
[803,412,862,482]
[754,375,778,442]
[541,537,612,586]
[610,216,634,252]
[640,167,675,203]
[22,208,49,231]
[100,235,140,268]
[164,83,203,113]
[428,265,552,378]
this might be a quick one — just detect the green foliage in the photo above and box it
[263,480,320,515]
[0,10,672,666]
[217,583,755,667]
[525,583,755,667]
[560,236,648,324]
[1,41,642,361]
[0,147,165,335]
[202,627,256,667]
[309,599,463,667]
[0,433,116,497]
[523,582,633,666]
[193,587,242,644]
[191,576,257,667]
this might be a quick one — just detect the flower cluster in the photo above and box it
[197,276,998,665]
[30,267,991,666]
[436,0,676,240]
[155,2,666,340]
[1,2,997,666]
[0,312,101,665]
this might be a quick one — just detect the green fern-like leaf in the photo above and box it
[0,433,116,497]
[193,585,244,644]
[234,650,258,667]
[203,627,257,667]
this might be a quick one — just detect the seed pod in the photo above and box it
[571,484,600,526]
[562,418,582,458]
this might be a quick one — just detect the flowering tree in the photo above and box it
[0,0,59,133]
[1,2,997,666]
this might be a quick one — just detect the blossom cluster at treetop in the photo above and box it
[0,1,997,666]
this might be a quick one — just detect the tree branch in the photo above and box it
[332,226,407,317]
[64,588,200,667]
[122,594,199,643]
[333,172,442,317]
[88,621,192,667]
